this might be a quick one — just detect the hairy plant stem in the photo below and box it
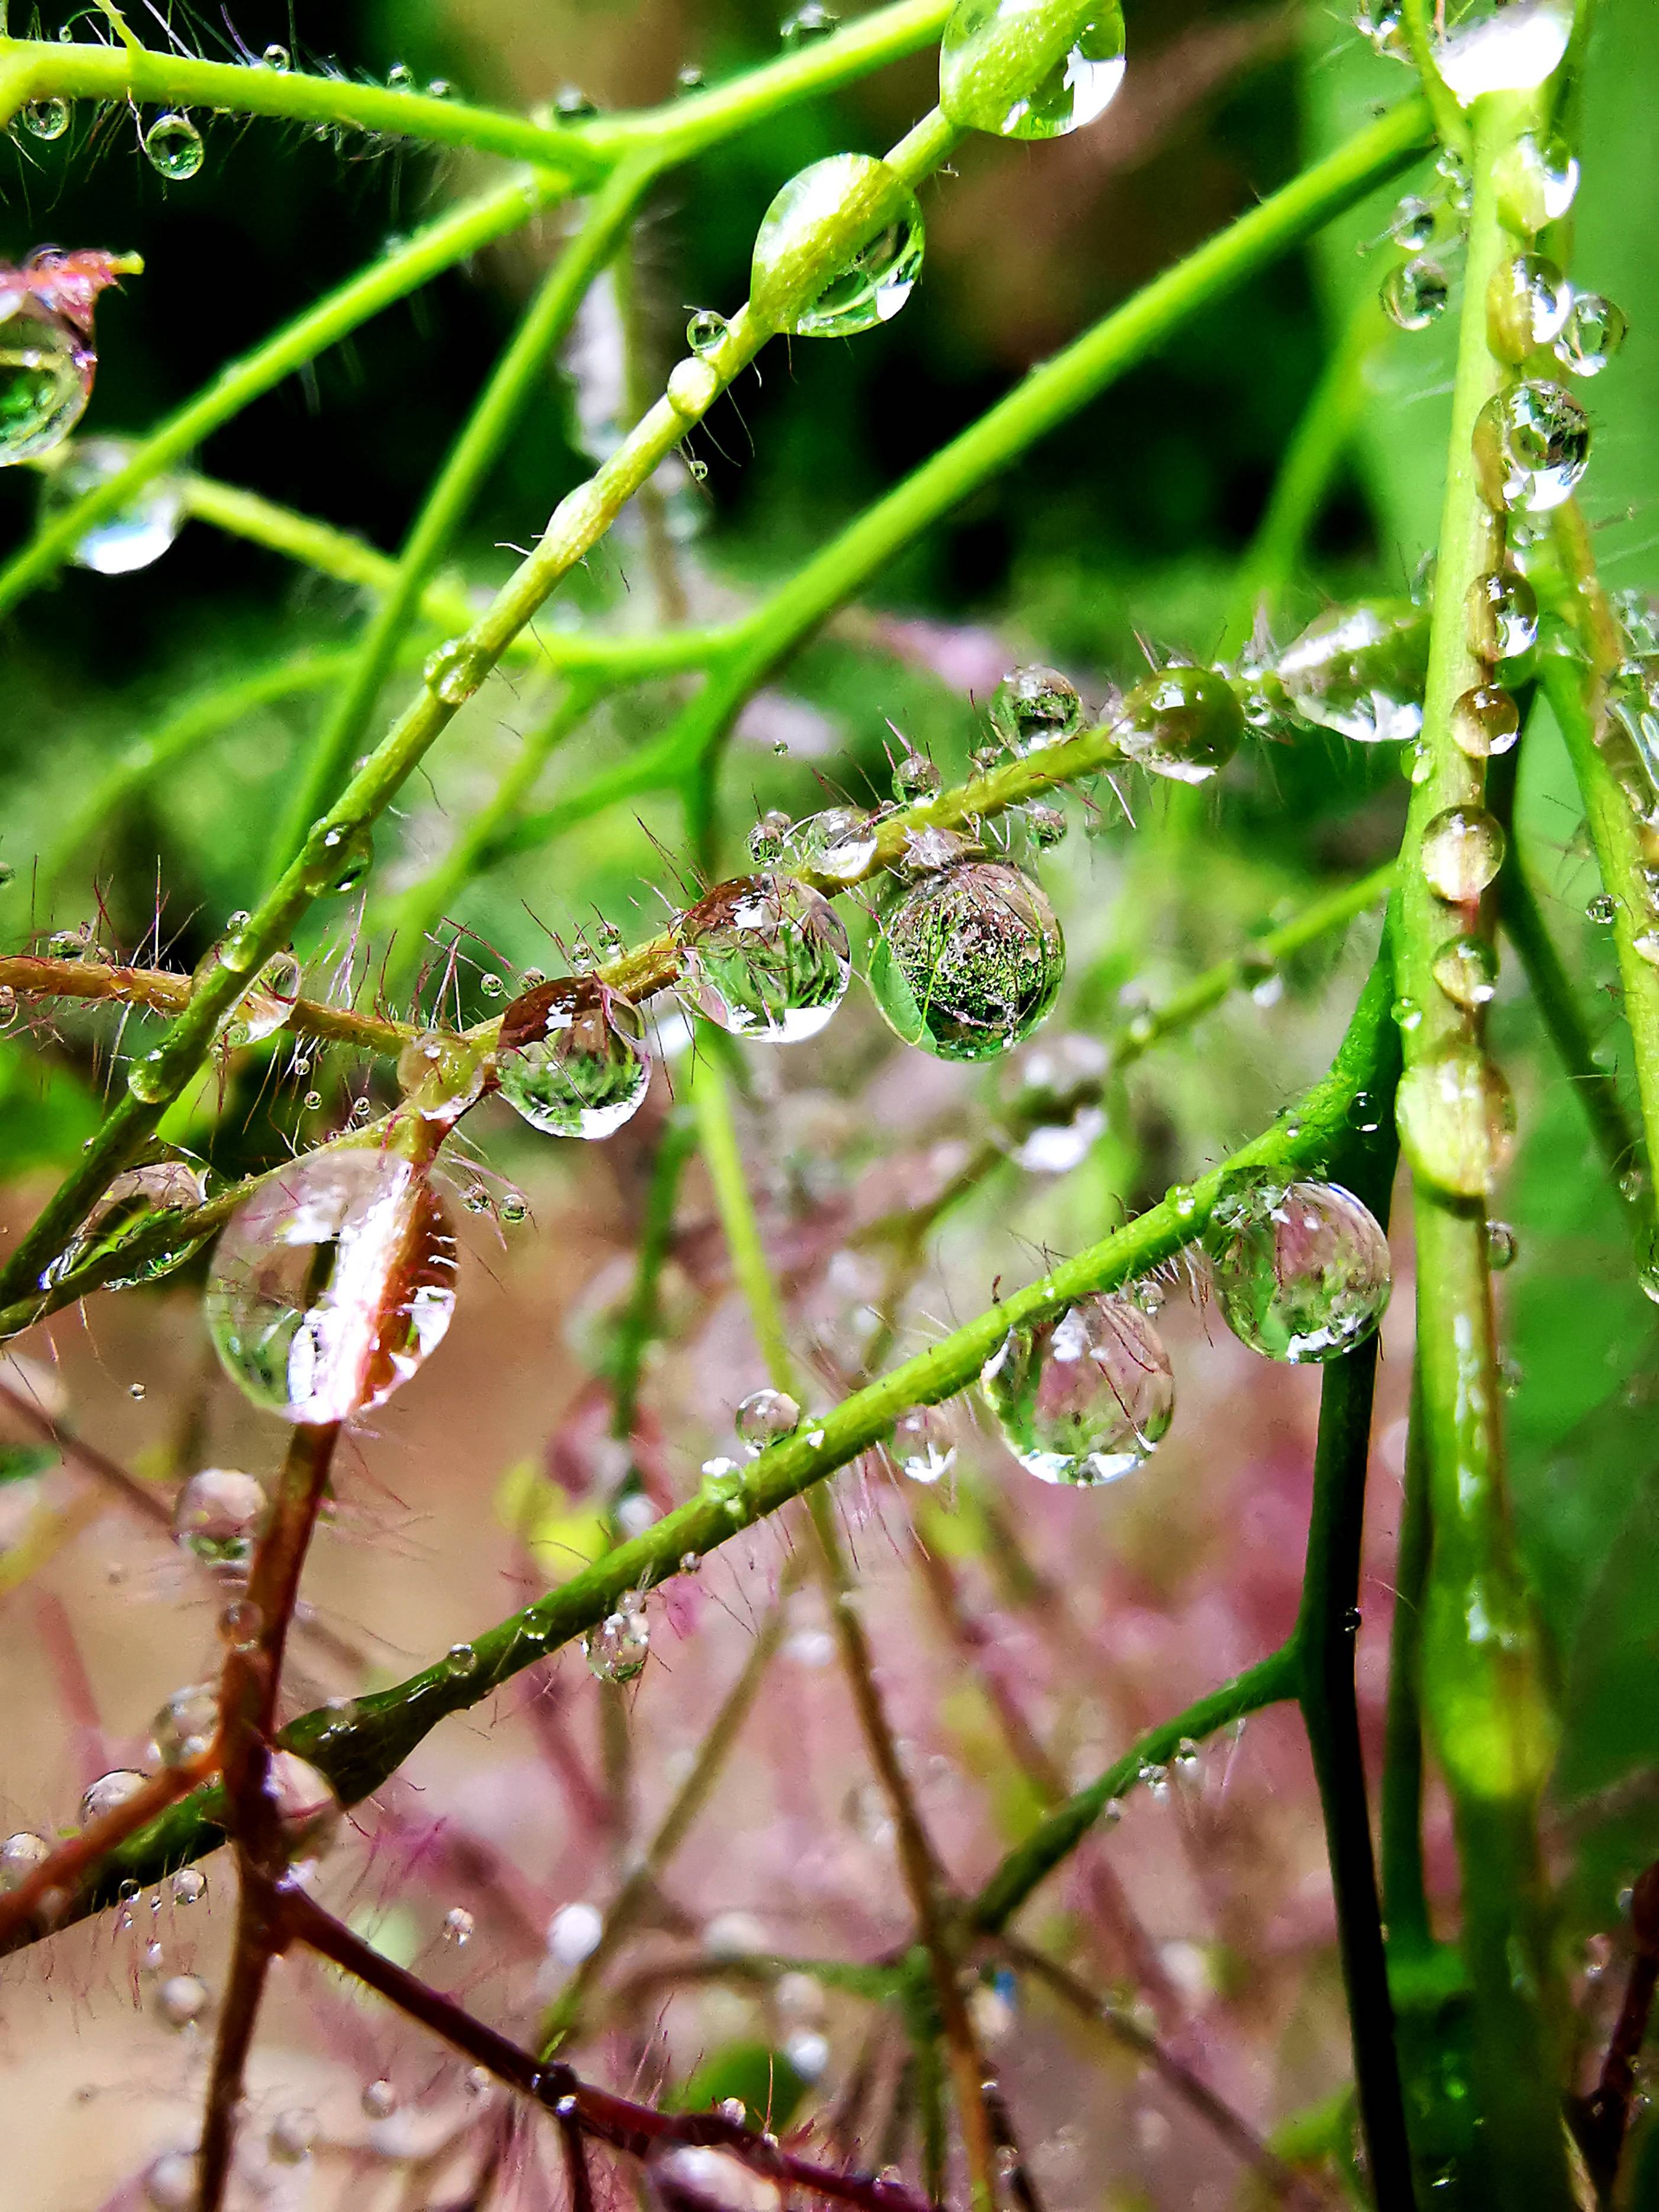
[269,173,654,875]
[690,1043,1001,2212]
[1392,85,1570,2212]
[0,953,414,1056]
[0,954,1397,1941]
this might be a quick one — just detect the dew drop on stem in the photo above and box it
[686,308,728,356]
[0,291,93,465]
[1486,253,1570,365]
[780,2,840,47]
[1112,666,1244,783]
[1554,293,1628,378]
[142,112,205,180]
[780,806,879,881]
[893,750,941,801]
[1450,684,1521,760]
[1472,381,1590,514]
[1434,0,1573,107]
[81,1769,148,1823]
[1381,256,1448,333]
[1274,599,1428,746]
[20,98,69,141]
[750,154,924,339]
[989,665,1083,755]
[980,1293,1173,1485]
[1207,1176,1390,1363]
[1466,570,1538,662]
[38,437,184,573]
[1432,933,1499,1009]
[940,0,1125,140]
[0,1831,50,1891]
[1486,1219,1518,1271]
[869,857,1064,1061]
[1493,129,1579,234]
[674,874,850,1041]
[1396,1043,1518,1199]
[1386,193,1435,252]
[583,1592,650,1682]
[1421,805,1506,904]
[735,1386,802,1452]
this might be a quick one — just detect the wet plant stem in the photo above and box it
[1392,83,1571,2212]
[1,953,1398,1937]
[690,1043,1001,2212]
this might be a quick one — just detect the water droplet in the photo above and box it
[686,308,728,356]
[302,1089,322,1111]
[1586,891,1617,926]
[42,1151,215,1294]
[980,1293,1173,1484]
[892,1404,956,1483]
[220,949,304,1050]
[21,97,70,140]
[443,1905,474,1946]
[781,1,840,46]
[582,1591,650,1682]
[0,292,92,464]
[151,1682,219,1768]
[1382,256,1449,333]
[269,2110,314,2164]
[1354,0,1406,55]
[170,1866,207,1905]
[782,806,879,882]
[1486,1219,1518,1272]
[735,1387,802,1452]
[265,1750,340,1862]
[170,1465,266,1569]
[81,1769,148,1823]
[1276,599,1428,745]
[1019,799,1068,848]
[500,1189,529,1224]
[1421,805,1505,903]
[387,62,415,88]
[1208,1178,1390,1362]
[1387,193,1435,251]
[549,1900,605,1963]
[940,0,1125,138]
[751,154,924,338]
[155,1972,209,2029]
[1112,666,1244,783]
[989,665,1083,754]
[1493,130,1579,236]
[902,822,979,874]
[1450,683,1520,759]
[422,636,485,707]
[1466,570,1538,662]
[1435,0,1573,105]
[893,750,941,801]
[205,1149,459,1423]
[144,2154,197,2211]
[362,2078,399,2120]
[1635,930,1659,968]
[676,875,850,1041]
[1473,381,1590,514]
[302,818,374,895]
[1486,253,1569,364]
[395,1028,486,1126]
[870,858,1064,1061]
[1554,292,1628,378]
[1396,1044,1518,1198]
[444,1642,480,1679]
[1167,1183,1198,1222]
[1432,933,1499,1008]
[142,112,204,180]
[218,1596,262,1651]
[260,43,291,70]
[0,1831,50,1891]
[37,434,183,573]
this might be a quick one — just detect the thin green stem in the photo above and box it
[1380,1373,1433,1959]
[269,173,654,873]
[1392,85,1570,2212]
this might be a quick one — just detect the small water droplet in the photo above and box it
[751,154,924,338]
[443,1905,475,1946]
[170,1866,207,1906]
[396,1028,486,1126]
[780,1,840,46]
[1450,684,1520,760]
[302,818,374,895]
[686,308,728,357]
[142,112,204,180]
[260,43,291,70]
[1466,570,1538,662]
[980,1294,1173,1484]
[1486,1218,1518,1270]
[155,1972,209,2029]
[0,1831,51,1891]
[735,1387,802,1452]
[1554,292,1628,378]
[21,97,70,140]
[218,1596,262,1652]
[1421,805,1506,903]
[1586,892,1617,926]
[151,1682,219,1768]
[1432,933,1499,1008]
[582,1591,650,1683]
[1382,256,1449,332]
[891,1403,956,1483]
[269,2110,314,2164]
[362,2078,399,2120]
[1386,192,1435,251]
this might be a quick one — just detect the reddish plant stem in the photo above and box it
[559,2114,595,2212]
[279,1882,937,2212]
[1573,1862,1659,2198]
[195,1420,341,2212]
[0,1746,217,1946]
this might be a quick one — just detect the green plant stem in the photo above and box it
[1380,1374,1433,1959]
[690,1043,1001,2212]
[516,96,1432,832]
[0,953,412,1056]
[1390,85,1570,2212]
[610,1107,698,1458]
[0,173,572,617]
[269,173,654,874]
[1221,290,1386,658]
[1291,1089,1415,2208]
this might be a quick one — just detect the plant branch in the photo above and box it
[1380,1372,1433,1959]
[0,953,414,1056]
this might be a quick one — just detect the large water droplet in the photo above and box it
[1396,1044,1517,1198]
[1208,1176,1390,1363]
[675,875,850,1042]
[37,437,183,573]
[1473,381,1590,514]
[1554,292,1628,378]
[583,1592,649,1682]
[735,1386,802,1452]
[1450,684,1520,759]
[0,290,92,466]
[1421,805,1505,903]
[81,1768,148,1823]
[302,818,375,895]
[142,112,205,180]
[1112,666,1244,783]
[172,1466,266,1568]
[781,807,879,882]
[151,1682,219,1767]
[989,664,1083,754]
[41,1151,214,1292]
[21,97,70,140]
[1276,599,1428,744]
[205,1149,459,1422]
[980,1293,1173,1485]
[1435,0,1573,105]
[1432,933,1499,1008]
[1486,253,1570,363]
[940,0,1125,139]
[751,154,924,338]
[1493,130,1579,235]
[1382,256,1449,332]
[0,1831,50,1891]
[869,858,1064,1061]
[1466,570,1538,662]
[220,950,303,1049]
[891,1404,956,1483]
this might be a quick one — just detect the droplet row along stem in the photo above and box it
[1389,82,1573,2212]
[0,953,1400,1950]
